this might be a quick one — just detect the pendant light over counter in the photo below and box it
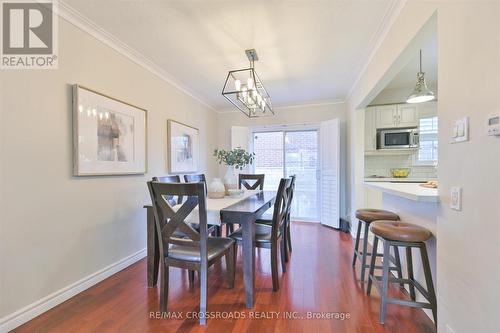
[406,49,435,104]
[222,49,274,118]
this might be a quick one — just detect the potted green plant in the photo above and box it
[213,147,255,194]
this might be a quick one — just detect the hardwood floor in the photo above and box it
[12,222,436,333]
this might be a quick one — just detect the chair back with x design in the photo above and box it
[147,181,208,264]
[285,175,296,217]
[270,177,292,241]
[238,174,265,190]
[184,174,207,195]
[152,175,183,205]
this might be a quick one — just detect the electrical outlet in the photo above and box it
[450,187,462,211]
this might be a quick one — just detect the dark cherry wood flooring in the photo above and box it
[12,222,436,333]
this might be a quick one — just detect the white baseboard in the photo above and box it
[0,248,146,333]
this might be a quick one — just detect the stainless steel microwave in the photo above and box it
[377,128,419,149]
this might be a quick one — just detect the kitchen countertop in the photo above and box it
[364,181,439,202]
[364,177,435,183]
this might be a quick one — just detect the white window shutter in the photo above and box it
[320,119,340,228]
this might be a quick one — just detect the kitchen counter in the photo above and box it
[364,177,435,183]
[364,181,439,202]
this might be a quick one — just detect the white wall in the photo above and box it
[347,1,500,332]
[216,102,348,219]
[0,18,218,324]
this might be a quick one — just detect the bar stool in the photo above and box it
[367,220,437,325]
[352,209,401,282]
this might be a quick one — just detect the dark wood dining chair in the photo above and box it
[152,176,182,205]
[229,177,292,291]
[147,181,235,325]
[152,175,200,284]
[284,175,296,260]
[256,175,295,262]
[238,174,265,190]
[184,174,207,194]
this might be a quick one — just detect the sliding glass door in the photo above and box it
[253,129,319,221]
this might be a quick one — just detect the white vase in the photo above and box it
[208,178,225,199]
[223,166,238,195]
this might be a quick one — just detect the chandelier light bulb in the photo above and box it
[234,79,241,91]
[247,77,254,90]
[242,86,248,99]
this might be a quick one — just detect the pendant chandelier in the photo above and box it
[406,49,435,104]
[222,49,274,117]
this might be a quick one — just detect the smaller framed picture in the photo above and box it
[73,85,147,176]
[167,120,199,173]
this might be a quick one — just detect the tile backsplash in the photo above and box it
[365,154,437,179]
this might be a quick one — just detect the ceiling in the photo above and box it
[63,0,400,110]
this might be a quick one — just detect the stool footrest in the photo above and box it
[353,250,395,261]
[362,264,400,271]
[370,275,432,303]
[386,298,433,309]
[354,251,384,257]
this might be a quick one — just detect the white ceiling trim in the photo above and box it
[345,0,407,101]
[57,0,217,112]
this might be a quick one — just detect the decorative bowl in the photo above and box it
[390,168,410,178]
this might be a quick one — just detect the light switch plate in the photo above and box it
[450,187,462,211]
[451,117,469,143]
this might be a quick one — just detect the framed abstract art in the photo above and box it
[167,120,199,173]
[72,85,147,176]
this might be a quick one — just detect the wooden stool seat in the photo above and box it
[355,209,399,223]
[370,221,431,242]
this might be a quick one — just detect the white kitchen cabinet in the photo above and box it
[397,105,418,127]
[365,107,377,151]
[375,104,418,128]
[375,105,398,129]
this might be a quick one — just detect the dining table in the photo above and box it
[144,190,276,308]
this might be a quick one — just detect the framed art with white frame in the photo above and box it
[72,85,147,176]
[167,119,199,173]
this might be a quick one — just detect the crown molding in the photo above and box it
[274,99,346,110]
[56,1,217,112]
[345,0,407,102]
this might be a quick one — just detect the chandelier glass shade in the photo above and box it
[222,50,274,117]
